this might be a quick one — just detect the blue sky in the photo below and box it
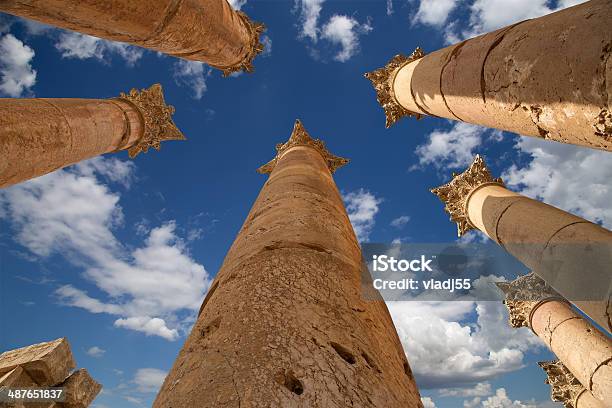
[1,0,609,407]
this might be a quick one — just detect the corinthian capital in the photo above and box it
[258,120,348,175]
[430,155,504,236]
[217,12,266,77]
[116,84,185,158]
[364,47,425,128]
[496,273,563,328]
[539,360,585,408]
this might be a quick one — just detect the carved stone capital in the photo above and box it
[496,273,562,328]
[430,155,504,236]
[116,84,185,158]
[217,12,266,77]
[539,360,584,408]
[257,120,349,175]
[364,47,425,128]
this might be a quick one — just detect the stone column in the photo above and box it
[540,360,605,408]
[431,155,612,333]
[365,0,612,151]
[497,273,611,406]
[0,84,184,189]
[154,120,422,407]
[0,0,265,76]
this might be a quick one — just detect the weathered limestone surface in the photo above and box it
[0,84,184,189]
[0,338,75,386]
[432,155,612,333]
[59,369,102,408]
[155,120,422,407]
[540,360,605,408]
[498,274,612,406]
[0,366,37,388]
[0,0,265,75]
[367,0,612,151]
[0,338,101,408]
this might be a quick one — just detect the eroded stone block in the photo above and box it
[0,338,75,386]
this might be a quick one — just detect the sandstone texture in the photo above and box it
[155,121,422,407]
[0,0,265,74]
[0,84,183,189]
[0,338,75,386]
[0,338,101,408]
[391,0,612,151]
[432,155,612,333]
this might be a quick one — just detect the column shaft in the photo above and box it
[368,0,612,150]
[0,0,265,74]
[432,155,612,333]
[154,121,421,407]
[0,84,184,189]
[531,300,612,405]
[0,98,140,187]
[499,274,611,407]
[468,183,612,332]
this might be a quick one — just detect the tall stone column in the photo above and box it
[431,155,612,333]
[154,120,422,407]
[540,360,606,408]
[0,84,184,189]
[0,0,265,75]
[497,273,611,406]
[365,0,612,151]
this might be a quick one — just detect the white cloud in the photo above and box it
[502,137,612,228]
[422,396,437,408]
[0,158,210,341]
[0,34,36,97]
[458,230,490,244]
[56,286,123,314]
[387,284,541,388]
[55,32,143,66]
[133,368,167,393]
[21,19,54,36]
[414,122,484,169]
[114,317,178,341]
[296,0,326,41]
[261,34,273,57]
[75,157,135,188]
[123,396,142,405]
[445,0,588,43]
[386,0,394,16]
[294,0,371,62]
[321,15,372,62]
[464,388,537,408]
[173,60,209,100]
[227,0,248,10]
[413,0,458,27]
[440,382,492,397]
[86,346,106,358]
[391,215,411,229]
[343,189,382,242]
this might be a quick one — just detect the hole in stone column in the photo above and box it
[330,342,356,365]
[199,316,221,338]
[277,371,304,395]
[361,351,380,373]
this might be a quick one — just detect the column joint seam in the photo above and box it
[108,99,134,152]
[144,0,184,42]
[38,99,75,160]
